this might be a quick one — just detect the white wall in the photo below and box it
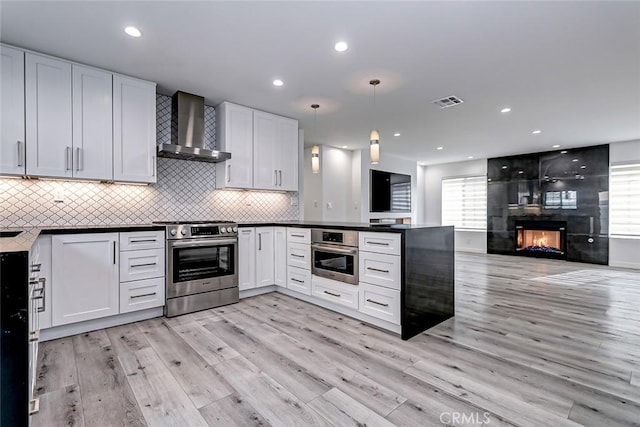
[303,147,323,221]
[423,159,488,253]
[609,139,640,269]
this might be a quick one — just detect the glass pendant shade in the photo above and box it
[370,131,380,165]
[311,145,320,174]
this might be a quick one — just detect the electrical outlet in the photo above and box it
[53,188,65,203]
[290,194,298,206]
[326,202,333,209]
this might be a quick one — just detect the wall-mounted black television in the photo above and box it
[370,169,412,213]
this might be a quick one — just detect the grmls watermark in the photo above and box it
[439,411,491,425]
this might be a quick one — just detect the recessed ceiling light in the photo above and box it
[124,26,142,37]
[532,130,542,134]
[436,146,443,150]
[500,107,511,113]
[334,41,348,52]
[272,79,284,87]
[552,144,560,148]
[393,133,401,137]
[560,150,567,154]
[580,165,586,169]
[467,156,474,159]
[518,170,524,174]
[502,165,508,169]
[572,158,579,162]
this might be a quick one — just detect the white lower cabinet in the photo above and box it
[52,233,119,326]
[311,275,358,310]
[358,282,401,325]
[287,242,310,269]
[120,277,165,314]
[287,266,311,295]
[119,248,164,283]
[358,250,401,290]
[274,227,287,287]
[256,227,275,287]
[238,227,256,291]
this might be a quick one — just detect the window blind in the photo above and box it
[442,176,487,230]
[391,182,411,211]
[610,164,640,236]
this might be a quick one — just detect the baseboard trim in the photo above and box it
[609,261,640,270]
[240,285,278,299]
[456,247,487,254]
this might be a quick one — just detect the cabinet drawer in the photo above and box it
[120,277,165,313]
[120,248,165,282]
[287,242,310,269]
[358,282,400,325]
[120,230,165,251]
[287,266,311,295]
[359,232,401,255]
[311,275,358,310]
[359,251,401,290]
[287,228,311,244]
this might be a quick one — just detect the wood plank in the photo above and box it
[105,322,151,355]
[308,387,396,427]
[136,318,233,408]
[35,337,77,395]
[118,347,208,426]
[631,371,639,387]
[75,344,146,427]
[198,394,271,427]
[171,320,240,365]
[32,384,85,427]
[72,330,111,354]
[214,355,331,426]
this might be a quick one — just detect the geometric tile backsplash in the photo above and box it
[0,94,300,228]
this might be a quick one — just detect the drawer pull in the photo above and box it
[29,329,40,342]
[29,398,40,415]
[290,254,305,258]
[366,298,389,307]
[131,292,157,299]
[130,239,157,243]
[324,290,341,298]
[31,263,42,273]
[367,241,389,246]
[131,262,157,268]
[291,233,305,238]
[367,267,390,273]
[291,278,305,284]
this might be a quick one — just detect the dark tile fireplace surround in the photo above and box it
[488,144,609,265]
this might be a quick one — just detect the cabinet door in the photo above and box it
[0,45,26,175]
[113,75,156,183]
[276,117,299,191]
[253,111,279,190]
[52,233,119,326]
[274,227,287,287]
[216,102,253,189]
[238,228,256,291]
[72,65,113,180]
[25,53,72,178]
[255,227,274,287]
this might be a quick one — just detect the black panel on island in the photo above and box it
[488,144,609,264]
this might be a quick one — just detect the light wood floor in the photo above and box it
[33,253,640,427]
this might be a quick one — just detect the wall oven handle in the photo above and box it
[311,243,358,255]
[170,238,238,248]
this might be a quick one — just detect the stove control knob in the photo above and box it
[181,229,187,236]
[221,227,227,233]
[170,229,177,236]
[233,227,238,232]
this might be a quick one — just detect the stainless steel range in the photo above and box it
[154,221,238,317]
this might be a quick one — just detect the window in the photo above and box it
[390,181,411,211]
[544,190,577,210]
[442,176,487,230]
[610,164,640,236]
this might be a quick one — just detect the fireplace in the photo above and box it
[515,220,566,259]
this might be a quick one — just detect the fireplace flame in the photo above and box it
[533,233,549,247]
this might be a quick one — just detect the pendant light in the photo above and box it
[369,79,381,164]
[311,104,320,174]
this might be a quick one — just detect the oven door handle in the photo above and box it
[170,238,238,248]
[311,243,358,255]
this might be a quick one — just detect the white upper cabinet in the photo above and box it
[72,65,113,180]
[25,53,73,178]
[0,45,26,176]
[113,75,157,183]
[216,102,299,192]
[215,102,254,189]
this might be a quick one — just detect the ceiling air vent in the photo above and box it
[432,95,464,109]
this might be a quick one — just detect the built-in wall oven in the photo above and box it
[155,221,239,317]
[311,229,359,285]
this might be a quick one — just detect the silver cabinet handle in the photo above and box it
[227,164,231,183]
[75,147,81,171]
[17,141,24,167]
[113,241,117,265]
[65,147,72,171]
[131,292,157,299]
[258,233,262,250]
[131,262,157,268]
[29,398,40,415]
[31,263,42,273]
[274,169,278,186]
[324,290,341,298]
[278,170,282,186]
[291,278,305,283]
[290,254,304,258]
[151,155,156,177]
[130,239,156,243]
[366,298,389,307]
[367,267,390,273]
[367,241,390,246]
[291,233,305,238]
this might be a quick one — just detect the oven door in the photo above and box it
[167,238,237,298]
[311,243,358,285]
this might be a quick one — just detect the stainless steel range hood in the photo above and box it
[157,91,231,163]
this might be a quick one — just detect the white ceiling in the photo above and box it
[1,1,639,165]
